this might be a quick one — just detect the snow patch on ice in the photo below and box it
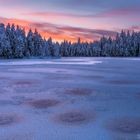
[0,113,21,127]
[106,117,140,134]
[0,59,102,66]
[27,99,61,109]
[53,110,95,125]
[64,88,93,96]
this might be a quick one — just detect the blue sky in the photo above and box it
[0,0,140,41]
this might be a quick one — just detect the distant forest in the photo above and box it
[0,23,140,58]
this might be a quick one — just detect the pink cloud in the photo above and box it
[94,7,140,18]
[23,6,140,19]
[0,16,118,42]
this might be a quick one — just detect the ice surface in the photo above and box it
[0,58,102,66]
[0,57,140,140]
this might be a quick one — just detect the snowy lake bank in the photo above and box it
[0,57,140,140]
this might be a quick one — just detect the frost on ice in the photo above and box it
[0,58,140,140]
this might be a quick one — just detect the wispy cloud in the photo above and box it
[23,5,140,19]
[95,7,140,18]
[0,16,117,42]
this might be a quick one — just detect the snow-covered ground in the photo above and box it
[0,57,140,140]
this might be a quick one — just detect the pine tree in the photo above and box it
[27,29,35,56]
[14,25,25,58]
[53,42,60,57]
[47,37,53,56]
[0,23,12,58]
[33,29,44,56]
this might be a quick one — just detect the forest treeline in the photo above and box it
[0,23,140,58]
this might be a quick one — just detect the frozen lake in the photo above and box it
[0,57,140,140]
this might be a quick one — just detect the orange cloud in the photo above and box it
[0,16,117,42]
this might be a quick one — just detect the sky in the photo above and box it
[0,0,140,42]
